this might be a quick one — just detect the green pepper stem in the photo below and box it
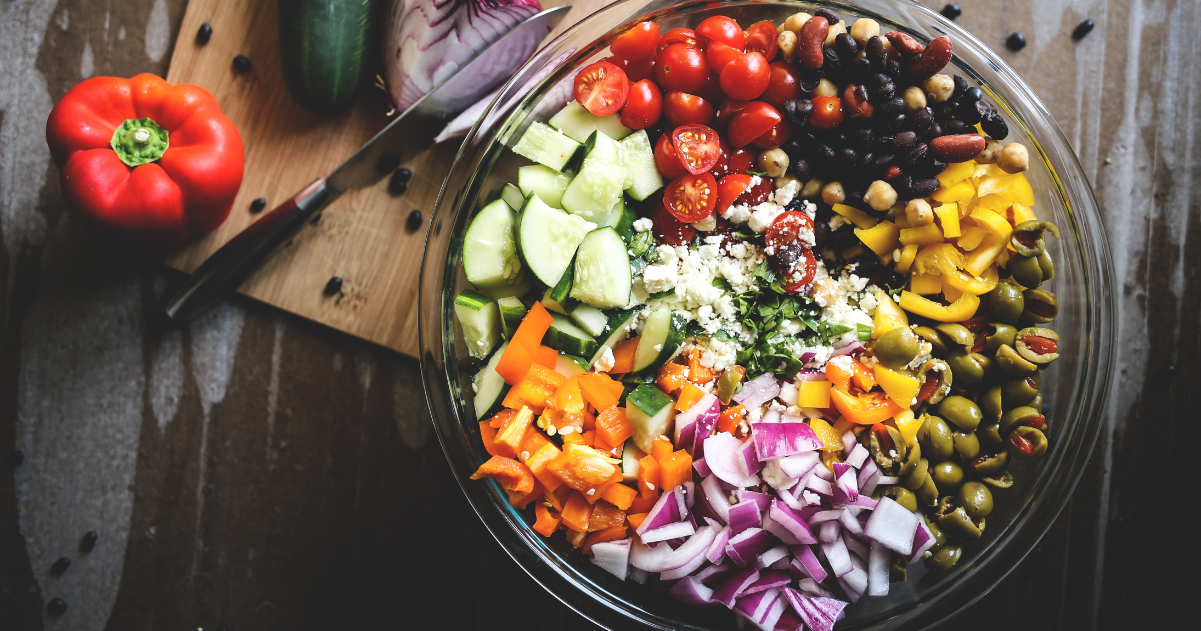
[110,117,169,167]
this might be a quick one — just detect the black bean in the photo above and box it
[782,140,803,158]
[50,557,71,577]
[875,97,904,119]
[389,169,412,196]
[324,277,343,296]
[784,99,814,128]
[868,73,896,101]
[892,175,915,198]
[875,134,897,152]
[923,123,943,142]
[878,112,907,135]
[814,8,841,25]
[892,131,917,147]
[866,37,886,71]
[951,75,969,102]
[1073,19,1095,40]
[812,222,829,250]
[885,59,902,79]
[80,531,98,553]
[911,107,934,135]
[930,158,948,174]
[904,143,930,169]
[955,99,989,125]
[822,48,845,81]
[835,33,860,58]
[393,167,412,184]
[1006,32,1027,51]
[848,57,873,82]
[798,68,824,93]
[911,177,940,197]
[232,55,252,73]
[941,4,962,20]
[828,131,848,148]
[932,102,955,123]
[812,143,836,162]
[9,450,23,468]
[837,148,859,168]
[962,87,984,103]
[981,111,1009,140]
[196,23,213,45]
[945,119,969,134]
[852,128,873,152]
[871,153,896,170]
[407,209,424,231]
[46,598,67,616]
[249,197,266,213]
[790,158,811,180]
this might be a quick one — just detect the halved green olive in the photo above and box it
[1008,253,1044,288]
[899,438,922,476]
[1002,376,1039,407]
[1000,406,1044,434]
[1022,289,1058,324]
[970,352,997,384]
[977,421,1004,448]
[946,350,985,388]
[957,481,994,518]
[1037,250,1055,281]
[1028,392,1044,412]
[905,457,930,490]
[937,395,983,432]
[981,386,1004,423]
[985,280,1025,323]
[924,514,947,549]
[967,449,1009,476]
[882,485,918,512]
[875,326,922,369]
[870,425,907,474]
[1007,426,1048,460]
[917,470,940,507]
[984,323,1017,352]
[981,468,1014,489]
[1016,327,1060,364]
[1011,220,1060,257]
[952,429,981,461]
[890,554,908,581]
[938,505,985,538]
[930,460,964,492]
[919,414,955,462]
[926,543,963,570]
[995,344,1039,376]
[935,323,975,351]
[917,360,953,405]
[913,325,948,355]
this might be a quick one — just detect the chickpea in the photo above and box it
[758,148,789,178]
[902,86,928,112]
[692,213,717,231]
[977,140,1002,164]
[923,74,955,103]
[864,180,898,212]
[813,78,839,98]
[998,143,1030,174]
[825,21,846,46]
[775,174,801,191]
[778,30,798,64]
[812,277,841,306]
[821,181,846,205]
[906,199,934,227]
[781,12,812,34]
[800,178,824,199]
[849,18,880,44]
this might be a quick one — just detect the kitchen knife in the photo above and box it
[165,5,571,321]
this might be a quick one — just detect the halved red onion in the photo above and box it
[702,474,731,523]
[728,499,763,535]
[705,433,762,487]
[636,487,683,536]
[768,500,818,544]
[783,587,848,631]
[755,545,789,570]
[711,567,760,608]
[726,527,774,567]
[669,575,715,606]
[753,422,825,461]
[867,540,890,597]
[642,521,697,544]
[864,497,919,556]
[590,537,632,580]
[820,536,853,577]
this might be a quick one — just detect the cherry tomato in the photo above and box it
[611,21,660,60]
[656,27,702,56]
[696,16,745,50]
[697,71,726,105]
[655,43,710,94]
[762,61,801,109]
[751,119,792,149]
[708,137,734,177]
[573,61,630,116]
[649,197,697,246]
[664,172,718,222]
[727,146,756,174]
[719,52,770,100]
[663,92,715,127]
[809,95,844,130]
[654,133,691,180]
[705,40,744,75]
[715,174,753,216]
[736,175,774,206]
[671,124,722,173]
[621,54,656,83]
[745,21,780,59]
[727,101,781,147]
[621,79,663,129]
[765,211,818,292]
[716,97,751,127]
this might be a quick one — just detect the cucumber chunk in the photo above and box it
[619,130,664,201]
[472,341,509,420]
[626,384,677,453]
[568,304,608,337]
[463,199,524,294]
[621,439,642,481]
[540,266,578,314]
[544,315,599,357]
[517,194,596,287]
[555,353,589,379]
[518,165,572,209]
[549,101,633,143]
[500,183,525,212]
[571,228,632,309]
[496,296,525,339]
[561,132,626,222]
[513,122,580,172]
[589,309,637,364]
[633,310,687,372]
[454,289,501,359]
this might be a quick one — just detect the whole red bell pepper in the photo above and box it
[45,73,244,254]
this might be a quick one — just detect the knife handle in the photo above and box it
[165,178,341,321]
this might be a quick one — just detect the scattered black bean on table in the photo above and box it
[250,197,267,213]
[80,531,98,553]
[324,276,343,296]
[941,4,962,20]
[388,167,412,196]
[232,55,252,73]
[1007,32,1027,51]
[1073,19,1095,40]
[8,449,23,467]
[407,210,424,231]
[46,598,67,616]
[50,557,71,577]
[196,23,212,45]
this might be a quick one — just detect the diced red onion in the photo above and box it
[661,547,711,580]
[809,510,843,525]
[681,482,695,510]
[812,464,835,481]
[702,475,731,523]
[706,525,731,564]
[864,497,919,556]
[676,421,697,455]
[779,452,820,479]
[762,512,801,546]
[794,369,825,382]
[783,588,848,631]
[629,567,649,584]
[761,409,781,424]
[728,500,763,536]
[798,351,818,363]
[669,575,715,606]
[663,526,717,570]
[867,540,890,597]
[734,374,782,408]
[775,610,805,631]
[876,475,900,485]
[757,591,788,630]
[636,487,683,536]
[843,532,869,563]
[778,382,798,406]
[739,438,764,475]
[711,567,760,608]
[796,577,834,598]
[641,521,697,544]
[840,430,858,454]
[695,562,733,586]
[694,457,712,477]
[769,556,791,571]
[820,536,853,577]
[705,433,762,488]
[726,527,774,568]
[908,519,937,563]
[734,587,782,625]
[630,538,669,571]
[830,340,865,357]
[839,508,865,538]
[590,537,631,580]
[776,485,806,511]
[858,459,880,493]
[768,500,818,544]
[752,422,825,461]
[791,545,828,583]
[818,520,841,544]
[802,489,821,505]
[845,443,869,468]
[755,545,789,570]
[838,562,867,602]
[739,490,774,512]
[832,468,859,504]
[677,393,720,457]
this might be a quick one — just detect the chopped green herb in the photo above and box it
[857,323,873,341]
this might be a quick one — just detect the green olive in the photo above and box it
[890,554,908,581]
[1028,392,1044,412]
[913,325,947,355]
[1029,370,1042,387]
[938,505,985,538]
[899,438,922,477]
[984,323,1017,352]
[1001,376,1039,407]
[980,468,1014,489]
[916,470,940,507]
[1010,220,1060,257]
[970,352,997,384]
[882,485,918,512]
[985,280,1025,323]
[875,326,922,369]
[980,386,1004,423]
[1008,253,1044,288]
[957,481,994,518]
[917,360,953,405]
[1007,426,1048,460]
[1016,327,1060,364]
[919,414,955,461]
[1000,406,1043,434]
[967,449,1009,476]
[930,460,964,492]
[904,458,930,490]
[1021,289,1058,324]
[870,425,907,474]
[977,421,1004,448]
[925,543,962,570]
[952,430,980,461]
[995,344,1039,377]
[935,323,975,351]
[937,395,983,432]
[924,514,947,549]
[945,350,985,388]
[1037,250,1055,281]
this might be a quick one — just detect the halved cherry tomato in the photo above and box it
[664,172,718,222]
[656,27,702,56]
[745,21,779,59]
[727,101,781,147]
[611,21,660,60]
[781,249,818,294]
[622,79,663,130]
[705,41,744,75]
[649,197,697,246]
[574,61,630,116]
[716,98,751,126]
[751,119,791,149]
[736,175,773,206]
[655,43,710,93]
[697,71,726,105]
[762,61,801,109]
[663,93,715,127]
[620,54,656,83]
[765,211,818,292]
[765,211,815,247]
[654,133,691,180]
[809,95,844,130]
[671,124,721,174]
[696,16,745,50]
[708,137,733,178]
[719,51,770,100]
[715,174,753,216]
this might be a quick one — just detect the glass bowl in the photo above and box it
[419,1,1116,628]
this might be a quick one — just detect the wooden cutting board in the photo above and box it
[163,0,600,356]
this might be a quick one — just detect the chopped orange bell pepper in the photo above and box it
[494,406,535,457]
[547,443,618,493]
[600,481,637,510]
[656,362,690,394]
[595,407,634,448]
[471,456,536,494]
[583,526,630,554]
[587,468,624,505]
[716,404,746,435]
[830,389,903,425]
[675,382,706,412]
[637,455,660,499]
[502,363,566,414]
[650,437,674,461]
[849,360,876,391]
[488,408,518,429]
[519,429,551,461]
[609,337,640,374]
[535,345,559,369]
[507,480,543,509]
[628,495,659,514]
[566,528,588,548]
[553,378,585,414]
[478,422,504,458]
[495,303,555,384]
[545,485,572,512]
[524,443,564,492]
[533,503,562,536]
[561,431,586,446]
[626,512,649,530]
[588,500,627,531]
[561,491,593,533]
[826,361,853,392]
[687,350,714,385]
[579,430,596,447]
[578,372,621,410]
[658,450,694,492]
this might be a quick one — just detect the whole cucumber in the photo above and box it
[278,0,378,114]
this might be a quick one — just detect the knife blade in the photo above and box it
[165,6,571,321]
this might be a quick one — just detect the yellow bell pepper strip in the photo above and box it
[578,372,621,410]
[976,169,1034,205]
[934,203,961,237]
[807,418,844,451]
[832,203,879,229]
[502,363,566,414]
[957,224,986,251]
[894,244,919,274]
[899,290,981,322]
[494,406,535,456]
[798,380,831,408]
[931,180,974,203]
[495,302,555,384]
[894,410,924,446]
[471,456,536,494]
[547,443,618,493]
[913,243,964,276]
[943,264,999,295]
[943,285,965,302]
[909,273,943,295]
[964,206,1014,276]
[899,223,945,247]
[936,161,977,188]
[830,389,903,425]
[855,220,901,258]
[525,442,564,492]
[871,290,909,338]
[873,365,921,409]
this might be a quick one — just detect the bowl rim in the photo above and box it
[419,1,1117,629]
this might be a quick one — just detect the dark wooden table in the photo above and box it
[1,0,1193,629]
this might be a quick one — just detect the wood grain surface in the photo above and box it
[0,0,1194,630]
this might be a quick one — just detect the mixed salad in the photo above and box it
[454,8,1059,629]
